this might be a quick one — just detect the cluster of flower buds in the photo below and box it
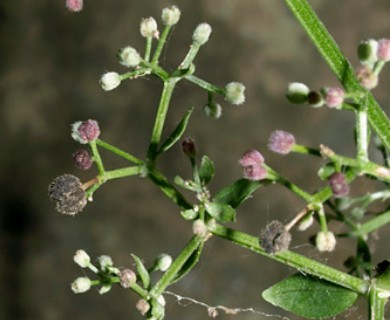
[239,149,267,181]
[356,38,390,89]
[286,82,346,109]
[71,119,100,144]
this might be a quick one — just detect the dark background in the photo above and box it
[1,1,389,319]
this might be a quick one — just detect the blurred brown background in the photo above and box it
[1,1,389,319]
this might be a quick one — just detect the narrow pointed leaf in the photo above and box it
[262,273,358,318]
[213,179,266,208]
[172,242,204,284]
[131,253,150,289]
[198,155,214,185]
[158,107,194,154]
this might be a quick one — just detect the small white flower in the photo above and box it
[156,254,172,272]
[140,17,158,38]
[100,72,121,91]
[204,102,222,119]
[193,23,212,46]
[73,249,90,268]
[162,6,181,26]
[96,255,113,270]
[71,277,91,294]
[225,82,246,105]
[192,219,208,238]
[316,231,336,252]
[119,46,142,68]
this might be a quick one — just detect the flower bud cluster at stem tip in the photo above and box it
[239,149,267,181]
[71,119,100,144]
[268,130,296,155]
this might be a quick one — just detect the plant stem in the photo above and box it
[369,284,388,320]
[149,235,203,298]
[147,78,178,161]
[96,139,143,165]
[356,100,369,162]
[184,74,225,95]
[144,36,153,62]
[209,223,370,295]
[355,210,390,236]
[102,166,143,181]
[151,25,171,65]
[284,0,390,151]
[90,140,105,175]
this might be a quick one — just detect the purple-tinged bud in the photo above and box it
[242,165,267,181]
[268,130,296,155]
[286,82,310,104]
[356,66,378,90]
[66,0,83,12]
[225,82,246,105]
[100,72,121,91]
[136,299,150,316]
[328,172,349,198]
[181,138,197,158]
[48,174,87,215]
[71,277,91,293]
[307,90,324,107]
[323,87,345,109]
[259,220,291,254]
[377,39,390,62]
[239,149,264,167]
[316,231,336,252]
[119,269,137,288]
[73,149,93,170]
[357,39,378,66]
[140,17,159,38]
[71,119,100,144]
[162,6,181,26]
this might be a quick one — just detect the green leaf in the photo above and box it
[180,208,198,220]
[131,253,150,289]
[205,202,236,222]
[262,273,358,319]
[213,179,265,208]
[198,155,214,185]
[172,242,204,284]
[158,107,194,154]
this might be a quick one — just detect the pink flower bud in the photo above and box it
[242,165,267,181]
[377,38,390,62]
[356,66,378,90]
[323,87,345,108]
[268,130,296,154]
[181,138,197,158]
[66,0,83,12]
[328,172,349,198]
[119,269,137,288]
[238,149,264,167]
[73,149,93,170]
[72,119,100,144]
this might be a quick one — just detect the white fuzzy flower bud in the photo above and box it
[140,17,159,38]
[225,82,246,105]
[204,102,222,119]
[316,231,336,252]
[162,6,181,26]
[193,23,212,46]
[136,299,150,316]
[71,277,91,294]
[156,254,172,272]
[286,82,310,104]
[73,249,90,268]
[297,214,314,231]
[119,46,142,68]
[100,72,121,91]
[97,255,113,270]
[192,219,208,238]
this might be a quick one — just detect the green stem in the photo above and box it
[356,100,369,162]
[147,79,178,160]
[355,210,390,236]
[149,235,203,298]
[291,144,321,156]
[148,168,192,210]
[144,36,153,62]
[151,25,171,65]
[209,223,370,295]
[369,284,388,320]
[96,139,143,165]
[90,140,105,175]
[184,74,225,95]
[102,166,143,182]
[179,44,201,70]
[284,0,390,150]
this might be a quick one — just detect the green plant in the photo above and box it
[51,1,390,319]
